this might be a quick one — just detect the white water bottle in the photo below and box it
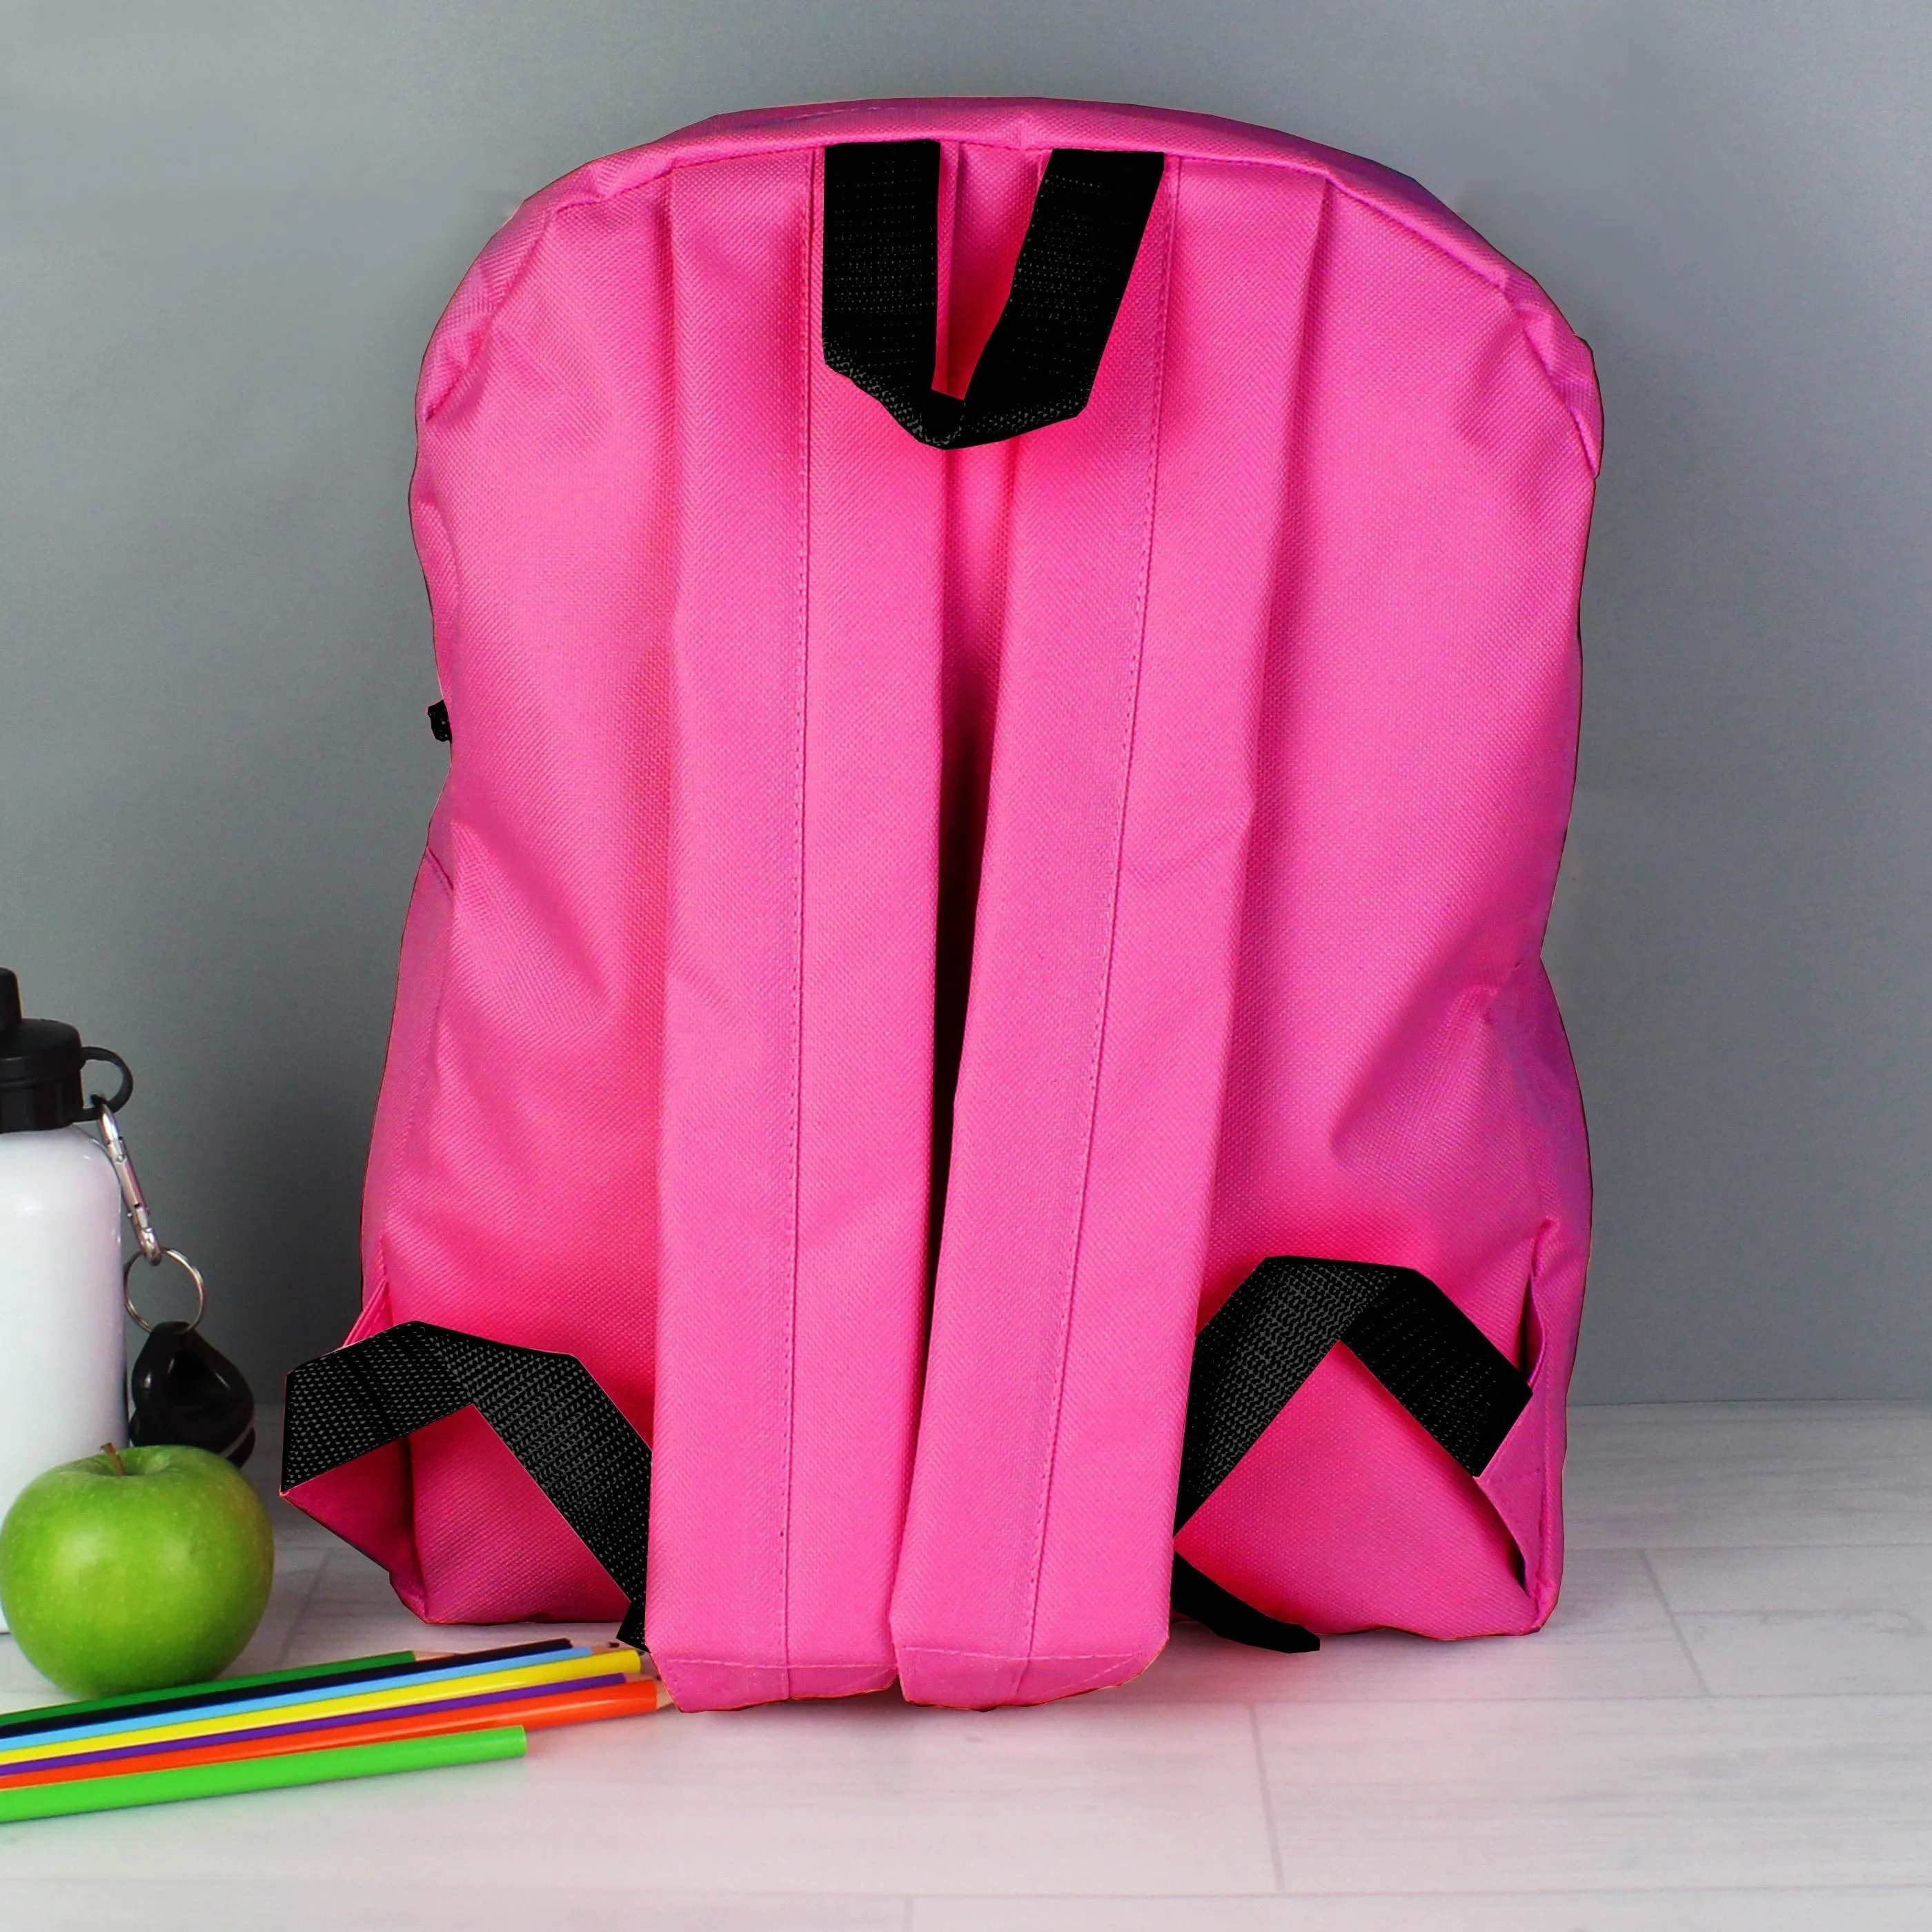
[0,969,130,1630]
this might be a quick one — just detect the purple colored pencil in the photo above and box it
[0,1670,633,1781]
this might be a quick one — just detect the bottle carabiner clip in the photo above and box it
[95,1097,164,1267]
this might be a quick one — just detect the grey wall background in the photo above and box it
[4,1,1929,1401]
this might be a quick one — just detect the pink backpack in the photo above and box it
[283,97,1599,1713]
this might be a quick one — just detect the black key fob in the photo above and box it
[128,1320,257,1468]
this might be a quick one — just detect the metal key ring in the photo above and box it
[124,1249,206,1333]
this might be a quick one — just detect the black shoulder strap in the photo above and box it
[822,139,1164,449]
[1173,1256,1532,1655]
[282,1323,653,1648]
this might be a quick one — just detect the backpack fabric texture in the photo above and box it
[282,97,1600,1713]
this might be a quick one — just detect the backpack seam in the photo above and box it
[1017,157,1176,1671]
[420,134,1599,476]
[778,150,818,1698]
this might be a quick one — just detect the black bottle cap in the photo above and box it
[0,970,130,1133]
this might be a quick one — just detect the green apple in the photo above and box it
[0,1442,274,1697]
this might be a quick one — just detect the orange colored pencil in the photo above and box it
[0,1678,665,1793]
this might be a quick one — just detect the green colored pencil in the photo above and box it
[0,1724,526,1824]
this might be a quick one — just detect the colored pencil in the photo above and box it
[0,1637,577,1745]
[0,1642,608,1754]
[1,1679,663,1792]
[0,1670,641,1781]
[0,1725,526,1824]
[0,1648,640,1769]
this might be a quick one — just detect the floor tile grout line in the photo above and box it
[906,1883,1932,1902]
[1575,1544,1932,1559]
[1247,1701,1288,1893]
[1569,1399,1932,1410]
[1125,1688,1932,1704]
[269,1546,333,1670]
[19,1882,1932,1907]
[1635,1540,1932,1554]
[1640,1546,1714,1696]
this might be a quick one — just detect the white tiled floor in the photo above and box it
[6,1403,1932,1929]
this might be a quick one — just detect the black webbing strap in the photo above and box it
[282,1323,653,1648]
[1172,1553,1319,1655]
[822,139,1164,449]
[1174,1256,1533,1655]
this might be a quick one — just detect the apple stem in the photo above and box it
[101,1441,128,1477]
